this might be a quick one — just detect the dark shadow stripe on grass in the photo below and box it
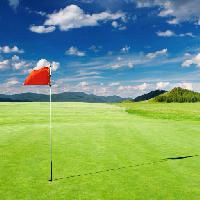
[164,155,195,160]
[53,154,199,181]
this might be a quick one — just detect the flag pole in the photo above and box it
[49,65,53,182]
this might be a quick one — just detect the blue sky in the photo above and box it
[0,0,200,97]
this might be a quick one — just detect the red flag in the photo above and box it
[24,67,50,85]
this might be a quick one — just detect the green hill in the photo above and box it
[0,92,131,103]
[134,90,166,102]
[152,87,200,103]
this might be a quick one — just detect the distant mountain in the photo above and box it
[134,90,166,102]
[0,92,131,103]
[152,87,200,103]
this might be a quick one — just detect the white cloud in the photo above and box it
[135,0,200,25]
[167,18,179,25]
[51,61,60,71]
[11,55,29,70]
[109,82,120,86]
[179,32,195,38]
[135,83,149,91]
[0,60,10,70]
[180,82,193,90]
[0,45,24,53]
[182,53,200,68]
[77,70,100,76]
[118,26,127,30]
[109,60,134,69]
[35,59,49,69]
[65,46,85,57]
[30,4,125,33]
[112,21,119,28]
[156,82,169,90]
[109,63,123,69]
[77,81,90,92]
[135,0,156,8]
[12,55,20,61]
[146,49,168,59]
[35,59,60,71]
[158,8,173,17]
[111,21,126,30]
[12,60,27,70]
[127,61,134,68]
[184,53,191,57]
[157,30,195,38]
[156,30,175,37]
[79,81,89,87]
[181,60,193,68]
[26,7,47,17]
[118,82,150,91]
[29,25,56,33]
[35,11,46,16]
[5,78,19,86]
[121,45,130,53]
[0,55,30,71]
[8,0,19,10]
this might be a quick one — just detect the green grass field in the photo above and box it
[0,102,200,200]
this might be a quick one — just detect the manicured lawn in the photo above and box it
[0,102,200,199]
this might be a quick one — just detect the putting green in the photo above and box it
[0,102,200,200]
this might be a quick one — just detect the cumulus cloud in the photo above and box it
[35,59,60,71]
[156,30,175,37]
[30,4,125,33]
[146,49,168,59]
[0,45,24,53]
[0,56,60,74]
[12,60,27,70]
[135,0,200,25]
[0,55,30,71]
[182,53,200,68]
[156,82,169,90]
[180,82,193,90]
[65,46,85,57]
[11,55,29,70]
[29,25,56,33]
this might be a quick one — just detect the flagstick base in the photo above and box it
[49,161,53,182]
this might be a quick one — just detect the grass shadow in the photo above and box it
[53,154,199,182]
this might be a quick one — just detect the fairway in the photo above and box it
[0,102,200,200]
